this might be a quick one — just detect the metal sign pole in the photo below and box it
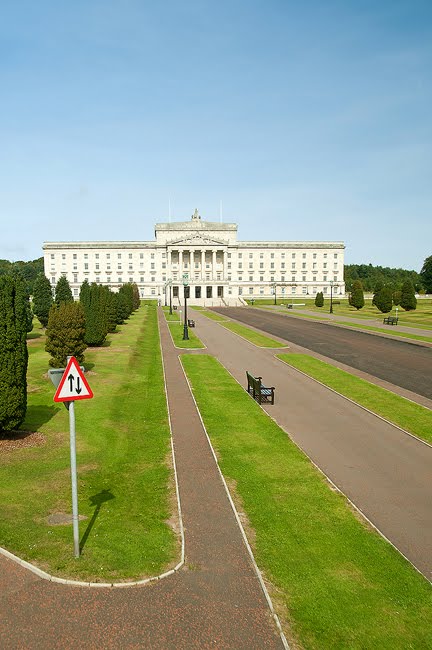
[68,399,80,558]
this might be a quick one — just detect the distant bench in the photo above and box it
[246,371,275,405]
[187,319,195,328]
[383,316,398,325]
[287,303,306,309]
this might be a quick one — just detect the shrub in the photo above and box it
[374,286,393,313]
[55,275,73,306]
[400,280,417,311]
[45,302,87,367]
[33,273,53,327]
[350,280,365,310]
[0,275,29,434]
[315,291,324,307]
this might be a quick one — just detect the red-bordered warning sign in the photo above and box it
[54,357,94,402]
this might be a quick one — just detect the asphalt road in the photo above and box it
[213,308,432,399]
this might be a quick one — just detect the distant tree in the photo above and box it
[55,276,73,306]
[32,273,53,327]
[392,290,401,306]
[350,280,365,310]
[0,275,29,434]
[420,255,432,293]
[400,280,417,311]
[374,286,393,313]
[314,291,324,307]
[45,302,87,367]
[106,290,118,332]
[81,283,108,346]
[118,284,134,320]
[372,280,384,307]
[132,283,140,310]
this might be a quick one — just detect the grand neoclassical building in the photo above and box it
[43,210,345,305]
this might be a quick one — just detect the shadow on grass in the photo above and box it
[80,489,115,552]
[23,404,61,430]
[27,331,43,340]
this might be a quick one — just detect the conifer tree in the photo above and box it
[400,279,417,311]
[106,290,118,333]
[55,275,73,306]
[374,286,393,313]
[372,279,384,307]
[81,283,108,346]
[0,275,29,434]
[132,283,140,310]
[314,291,324,307]
[33,273,53,327]
[118,284,134,319]
[45,302,87,367]
[350,280,365,310]
[420,255,432,293]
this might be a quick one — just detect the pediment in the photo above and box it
[167,234,227,247]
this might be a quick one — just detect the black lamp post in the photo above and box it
[182,274,189,340]
[329,280,336,313]
[169,281,173,315]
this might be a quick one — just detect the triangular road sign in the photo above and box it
[54,357,94,403]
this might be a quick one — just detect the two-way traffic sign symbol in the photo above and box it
[54,357,93,403]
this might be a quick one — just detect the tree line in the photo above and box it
[0,273,140,436]
[344,261,431,293]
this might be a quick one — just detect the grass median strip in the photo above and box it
[0,305,178,582]
[334,321,432,343]
[195,309,228,321]
[181,354,432,649]
[167,322,205,348]
[219,321,286,347]
[277,353,432,445]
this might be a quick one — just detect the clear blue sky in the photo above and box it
[1,0,431,270]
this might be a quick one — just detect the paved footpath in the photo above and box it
[0,311,285,649]
[191,310,432,581]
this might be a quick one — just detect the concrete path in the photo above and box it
[190,310,432,581]
[0,311,285,649]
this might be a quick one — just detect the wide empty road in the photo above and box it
[213,308,432,399]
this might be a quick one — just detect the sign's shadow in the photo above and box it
[80,489,115,553]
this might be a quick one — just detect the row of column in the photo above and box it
[168,249,226,276]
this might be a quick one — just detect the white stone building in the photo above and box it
[43,210,345,305]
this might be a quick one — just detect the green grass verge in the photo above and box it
[181,355,432,649]
[167,322,205,348]
[162,306,181,321]
[196,310,228,322]
[277,354,432,445]
[334,321,432,343]
[219,321,286,348]
[1,306,178,582]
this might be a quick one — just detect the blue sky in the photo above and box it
[1,0,431,270]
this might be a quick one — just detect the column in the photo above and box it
[201,250,205,279]
[212,250,216,280]
[179,249,183,272]
[222,250,227,280]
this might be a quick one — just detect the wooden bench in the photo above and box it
[246,371,275,405]
[383,316,398,325]
[187,319,195,328]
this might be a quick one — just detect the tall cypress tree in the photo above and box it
[33,273,53,327]
[0,275,29,434]
[374,286,393,313]
[55,275,73,306]
[350,280,365,310]
[82,283,108,346]
[314,291,324,307]
[45,302,87,367]
[400,280,417,311]
[132,283,140,310]
[106,289,118,333]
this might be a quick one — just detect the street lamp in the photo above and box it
[168,280,173,315]
[329,280,338,313]
[182,274,189,340]
[271,282,277,305]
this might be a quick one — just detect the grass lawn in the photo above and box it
[162,306,181,321]
[219,321,287,348]
[333,320,432,343]
[181,354,432,649]
[0,305,178,582]
[253,298,432,328]
[167,321,205,348]
[277,354,432,445]
[195,309,228,322]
